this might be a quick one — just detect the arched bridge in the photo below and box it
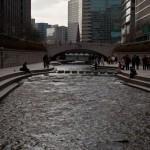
[46,42,115,58]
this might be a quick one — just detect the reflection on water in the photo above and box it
[0,66,150,150]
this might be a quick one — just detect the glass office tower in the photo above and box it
[90,0,121,42]
[121,0,135,43]
[68,0,121,43]
[68,0,79,43]
[135,0,150,41]
[0,0,31,37]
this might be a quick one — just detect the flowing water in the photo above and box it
[0,65,150,150]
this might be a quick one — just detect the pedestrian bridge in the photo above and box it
[46,43,115,58]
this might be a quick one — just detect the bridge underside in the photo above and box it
[47,43,114,59]
[52,49,107,59]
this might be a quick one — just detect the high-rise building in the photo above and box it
[47,25,67,44]
[68,0,121,43]
[121,0,135,43]
[135,0,150,41]
[0,0,31,37]
[31,18,36,28]
[35,23,49,41]
[68,0,79,43]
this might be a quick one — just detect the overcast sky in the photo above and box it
[31,0,68,26]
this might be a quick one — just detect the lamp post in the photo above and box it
[0,47,4,68]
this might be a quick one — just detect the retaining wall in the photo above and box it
[0,48,46,68]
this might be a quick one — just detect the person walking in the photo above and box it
[131,55,136,69]
[147,56,150,70]
[43,54,49,69]
[124,55,131,70]
[142,56,147,70]
[100,56,105,66]
[135,56,140,70]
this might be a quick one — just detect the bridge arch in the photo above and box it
[46,43,115,59]
[51,48,107,60]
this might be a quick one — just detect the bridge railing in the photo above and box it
[46,42,115,49]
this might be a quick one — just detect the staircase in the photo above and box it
[0,68,54,100]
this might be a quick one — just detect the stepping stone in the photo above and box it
[107,72,113,74]
[58,70,64,73]
[65,71,70,74]
[86,71,91,74]
[100,72,105,74]
[72,71,77,74]
[79,71,84,74]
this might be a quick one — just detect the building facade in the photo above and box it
[47,25,68,44]
[121,0,135,43]
[35,23,49,41]
[0,0,31,37]
[135,0,150,41]
[68,0,121,43]
[68,0,79,43]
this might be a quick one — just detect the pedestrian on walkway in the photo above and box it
[135,56,140,70]
[94,59,98,70]
[100,56,105,66]
[124,55,131,70]
[142,56,147,70]
[147,56,150,70]
[132,55,136,69]
[43,54,49,69]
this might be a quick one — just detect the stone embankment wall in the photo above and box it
[0,48,46,68]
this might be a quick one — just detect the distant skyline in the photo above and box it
[31,0,68,26]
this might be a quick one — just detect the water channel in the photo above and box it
[0,65,150,150]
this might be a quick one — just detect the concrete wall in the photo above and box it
[0,49,46,68]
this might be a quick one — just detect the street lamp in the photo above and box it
[0,47,4,68]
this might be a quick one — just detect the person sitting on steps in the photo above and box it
[20,62,30,73]
[130,66,137,78]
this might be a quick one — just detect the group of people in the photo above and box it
[118,55,150,71]
[107,56,118,64]
[94,56,105,70]
[142,56,150,70]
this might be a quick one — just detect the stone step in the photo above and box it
[120,71,150,82]
[0,68,54,82]
[124,82,150,92]
[0,67,54,89]
[0,83,20,100]
[0,72,25,82]
[117,74,150,90]
[0,74,31,91]
[0,67,55,100]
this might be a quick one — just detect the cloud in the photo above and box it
[31,0,68,26]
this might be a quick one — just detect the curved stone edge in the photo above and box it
[117,73,150,92]
[0,68,54,101]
